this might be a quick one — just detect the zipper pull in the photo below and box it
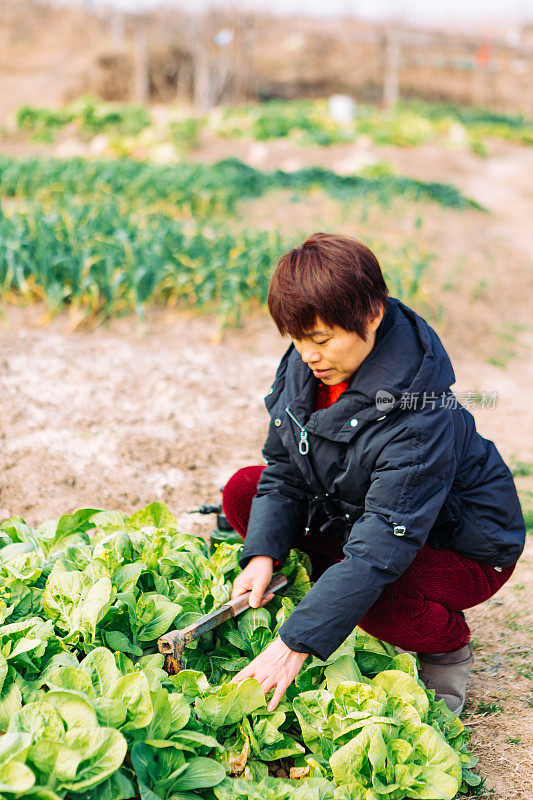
[299,430,309,455]
[285,406,310,456]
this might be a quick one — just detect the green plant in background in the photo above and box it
[72,95,151,137]
[510,459,533,478]
[0,155,480,214]
[15,105,75,143]
[519,493,533,535]
[169,116,205,152]
[13,96,533,153]
[213,98,356,146]
[401,100,533,146]
[15,95,151,143]
[473,700,503,716]
[0,501,482,799]
[0,199,282,325]
[0,153,478,326]
[211,98,533,152]
[355,106,436,147]
[0,198,438,328]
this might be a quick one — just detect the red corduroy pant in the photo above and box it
[222,466,515,653]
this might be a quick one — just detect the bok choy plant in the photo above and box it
[0,502,481,799]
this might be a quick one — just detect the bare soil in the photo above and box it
[0,138,531,797]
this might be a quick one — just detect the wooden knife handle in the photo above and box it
[223,572,288,615]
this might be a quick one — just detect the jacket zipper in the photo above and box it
[285,406,309,455]
[284,406,351,538]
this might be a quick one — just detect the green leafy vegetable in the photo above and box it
[0,502,480,798]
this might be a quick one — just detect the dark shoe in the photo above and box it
[418,644,474,715]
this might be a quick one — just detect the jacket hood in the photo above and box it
[346,296,456,405]
[269,297,456,440]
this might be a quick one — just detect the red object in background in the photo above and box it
[476,40,492,68]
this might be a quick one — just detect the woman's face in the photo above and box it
[290,307,384,385]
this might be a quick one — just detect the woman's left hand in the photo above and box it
[230,637,308,712]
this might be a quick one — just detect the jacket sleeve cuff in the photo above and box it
[238,492,306,571]
[238,546,282,571]
[278,630,322,659]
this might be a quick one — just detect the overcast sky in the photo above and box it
[101,0,533,27]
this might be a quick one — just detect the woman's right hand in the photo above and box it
[231,555,275,608]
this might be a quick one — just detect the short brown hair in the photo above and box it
[268,232,389,341]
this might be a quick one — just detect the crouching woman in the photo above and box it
[224,232,525,715]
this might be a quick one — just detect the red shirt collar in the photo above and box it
[315,379,350,411]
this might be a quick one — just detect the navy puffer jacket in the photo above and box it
[239,297,525,660]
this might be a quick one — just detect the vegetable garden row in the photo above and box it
[12,96,533,152]
[0,502,481,799]
[0,155,475,325]
[0,156,478,214]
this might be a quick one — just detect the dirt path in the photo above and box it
[0,139,531,797]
